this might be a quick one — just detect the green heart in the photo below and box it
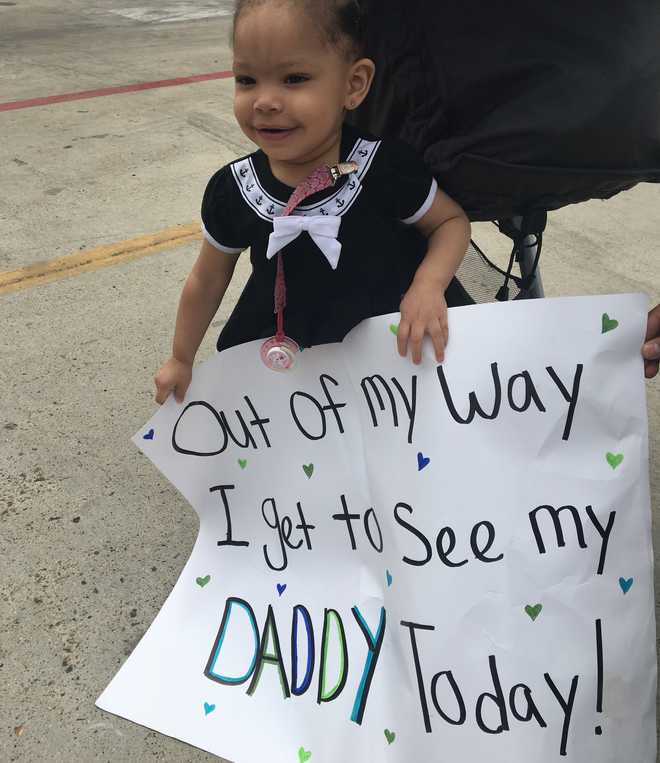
[303,463,314,479]
[606,452,624,470]
[196,575,211,588]
[298,748,312,763]
[601,313,619,333]
[238,458,247,469]
[525,603,543,621]
[389,323,399,336]
[384,729,396,745]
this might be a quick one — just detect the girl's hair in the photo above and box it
[233,0,366,60]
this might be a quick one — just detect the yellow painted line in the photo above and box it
[0,223,202,295]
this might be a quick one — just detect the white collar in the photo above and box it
[230,137,381,222]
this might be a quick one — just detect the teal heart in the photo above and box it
[238,458,247,469]
[386,570,393,587]
[196,575,211,588]
[384,729,396,745]
[298,748,312,763]
[525,603,543,621]
[203,702,216,716]
[601,313,619,334]
[619,577,634,594]
[606,452,624,470]
[303,463,314,479]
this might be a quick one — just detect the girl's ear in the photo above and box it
[345,57,376,110]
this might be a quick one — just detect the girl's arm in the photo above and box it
[154,239,240,403]
[397,188,471,365]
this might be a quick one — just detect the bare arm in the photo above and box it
[154,239,240,403]
[397,188,471,364]
[172,239,240,363]
[411,188,470,291]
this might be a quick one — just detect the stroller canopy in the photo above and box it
[352,0,660,220]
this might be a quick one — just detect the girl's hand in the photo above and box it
[154,357,193,404]
[397,281,448,365]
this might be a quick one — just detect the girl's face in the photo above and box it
[232,1,368,175]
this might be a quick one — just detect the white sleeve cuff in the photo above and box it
[202,224,245,254]
[401,178,438,225]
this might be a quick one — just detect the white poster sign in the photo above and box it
[97,294,656,763]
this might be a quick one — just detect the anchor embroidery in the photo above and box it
[266,204,276,215]
[256,195,263,206]
[246,183,255,192]
[240,167,248,177]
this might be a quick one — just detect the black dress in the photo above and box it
[201,122,472,351]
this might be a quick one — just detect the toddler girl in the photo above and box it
[155,0,471,402]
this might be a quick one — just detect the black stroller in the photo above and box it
[350,0,660,303]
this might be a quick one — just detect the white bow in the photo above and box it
[266,215,342,270]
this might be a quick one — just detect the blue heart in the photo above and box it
[417,452,430,471]
[143,428,155,440]
[277,583,287,597]
[619,577,634,594]
[203,702,216,716]
[386,570,393,587]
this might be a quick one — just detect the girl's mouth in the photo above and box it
[256,127,297,142]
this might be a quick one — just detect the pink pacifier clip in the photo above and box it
[260,161,358,371]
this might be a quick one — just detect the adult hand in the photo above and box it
[643,304,660,379]
[154,357,193,404]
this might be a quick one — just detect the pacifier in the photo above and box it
[260,335,300,371]
[260,161,357,372]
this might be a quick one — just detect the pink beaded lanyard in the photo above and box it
[260,161,358,371]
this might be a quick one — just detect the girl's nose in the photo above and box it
[253,88,282,113]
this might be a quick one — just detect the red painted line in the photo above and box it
[0,70,233,112]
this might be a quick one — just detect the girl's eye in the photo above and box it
[285,74,309,85]
[235,75,255,86]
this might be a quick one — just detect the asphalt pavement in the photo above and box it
[1,2,659,761]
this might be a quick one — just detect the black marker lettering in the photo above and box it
[544,672,579,756]
[436,527,468,568]
[430,671,467,725]
[244,395,272,448]
[261,498,288,571]
[332,494,361,550]
[173,401,228,456]
[212,484,249,548]
[363,508,384,553]
[437,362,502,424]
[509,684,547,727]
[471,521,504,563]
[545,364,583,441]
[529,504,587,555]
[394,503,432,566]
[507,371,546,413]
[319,374,347,434]
[390,375,418,444]
[400,620,435,732]
[475,655,509,734]
[585,506,616,575]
